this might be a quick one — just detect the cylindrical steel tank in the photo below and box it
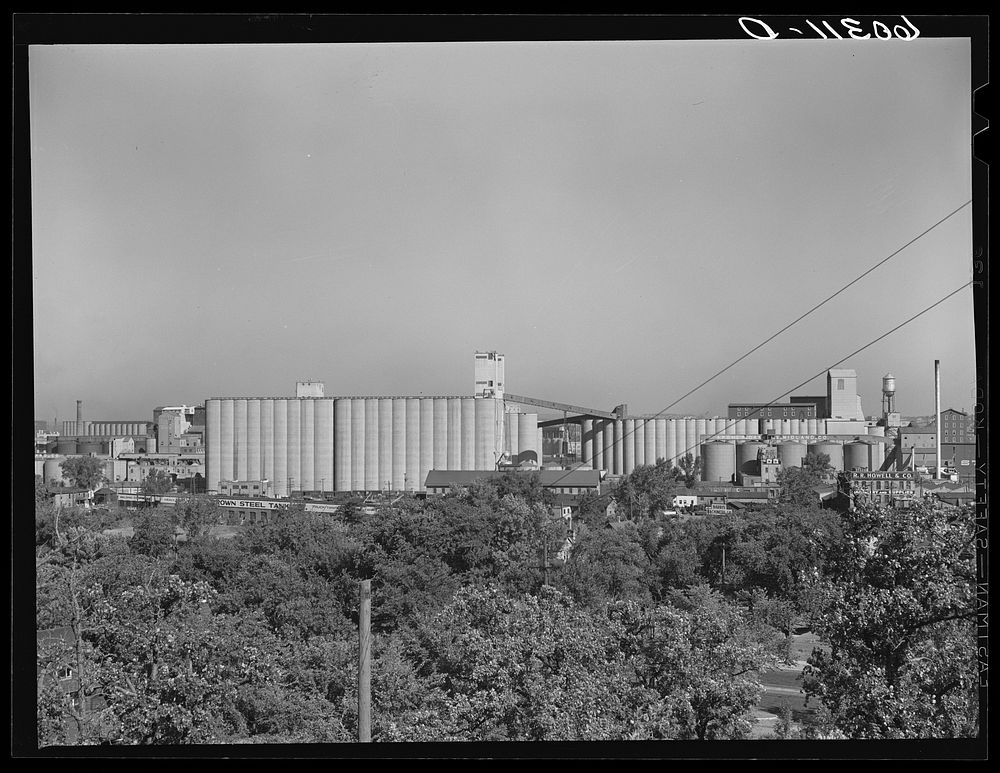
[219,398,234,483]
[315,399,334,493]
[247,399,261,481]
[377,398,393,492]
[433,399,448,472]
[78,439,104,455]
[43,458,65,485]
[701,441,736,483]
[419,399,435,490]
[447,398,461,469]
[844,441,870,472]
[777,440,807,469]
[364,398,379,492]
[582,419,593,464]
[392,399,407,491]
[274,399,289,497]
[406,398,420,489]
[808,441,844,471]
[350,398,366,491]
[461,398,475,470]
[738,441,766,476]
[518,413,538,465]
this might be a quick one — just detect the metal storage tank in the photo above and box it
[461,398,475,470]
[808,441,844,471]
[644,419,656,466]
[738,441,766,476]
[518,412,537,465]
[261,399,275,487]
[219,399,235,484]
[316,399,334,494]
[419,399,434,487]
[350,398,366,491]
[844,441,870,472]
[632,420,643,468]
[391,399,406,491]
[406,398,421,489]
[274,399,289,497]
[332,398,354,491]
[474,398,494,471]
[433,399,448,471]
[247,399,261,481]
[363,398,379,492]
[447,398,462,469]
[43,458,65,485]
[701,441,736,483]
[777,441,807,469]
[581,419,593,464]
[78,439,105,455]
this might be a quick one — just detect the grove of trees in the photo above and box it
[34,467,980,745]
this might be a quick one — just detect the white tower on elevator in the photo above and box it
[474,351,506,468]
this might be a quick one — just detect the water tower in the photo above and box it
[881,373,901,428]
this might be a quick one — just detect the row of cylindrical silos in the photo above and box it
[205,397,537,498]
[61,421,149,437]
[698,438,888,483]
[580,417,768,476]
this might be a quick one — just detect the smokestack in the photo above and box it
[935,360,942,480]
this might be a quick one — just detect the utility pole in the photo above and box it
[358,579,371,743]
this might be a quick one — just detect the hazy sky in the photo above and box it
[29,38,975,423]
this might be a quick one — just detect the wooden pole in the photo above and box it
[358,579,371,743]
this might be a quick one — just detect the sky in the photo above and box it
[29,37,977,424]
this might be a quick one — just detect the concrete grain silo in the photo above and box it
[777,440,807,469]
[274,399,289,496]
[665,419,677,467]
[581,419,593,465]
[461,398,475,469]
[392,399,407,491]
[220,399,235,484]
[315,399,334,492]
[247,399,261,481]
[420,399,434,486]
[261,399,275,488]
[364,398,380,492]
[808,441,844,471]
[673,419,687,468]
[644,419,656,466]
[517,412,538,465]
[433,398,448,472]
[655,419,667,465]
[701,441,736,483]
[405,398,420,489]
[593,420,605,470]
[447,398,462,469]
[350,398,366,491]
[632,420,644,468]
[303,399,318,491]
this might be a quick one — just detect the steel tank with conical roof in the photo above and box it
[844,440,871,471]
[737,441,767,477]
[701,441,736,483]
[776,440,807,469]
[808,441,844,471]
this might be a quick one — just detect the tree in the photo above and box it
[141,469,174,496]
[59,456,105,490]
[776,452,832,507]
[675,453,701,488]
[801,502,979,738]
[559,520,653,608]
[614,463,682,520]
[130,509,178,558]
